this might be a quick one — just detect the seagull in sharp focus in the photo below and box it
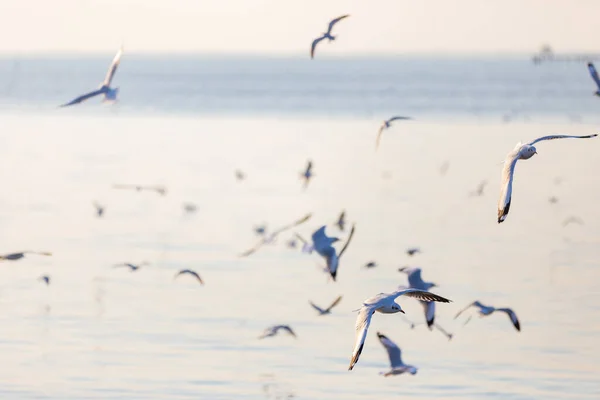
[258,325,297,339]
[309,295,342,315]
[587,63,600,96]
[239,213,312,257]
[455,301,520,332]
[0,251,52,261]
[376,332,418,377]
[497,134,597,223]
[174,269,204,285]
[60,47,123,107]
[376,116,411,149]
[310,15,350,59]
[348,288,451,370]
[311,223,355,281]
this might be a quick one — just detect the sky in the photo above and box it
[0,0,598,55]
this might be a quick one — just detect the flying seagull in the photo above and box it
[113,262,148,272]
[348,288,451,370]
[235,169,246,181]
[0,251,52,261]
[469,180,488,197]
[93,201,105,217]
[455,301,520,332]
[258,325,297,339]
[376,332,418,377]
[300,160,314,189]
[398,267,437,328]
[239,213,312,257]
[311,223,355,281]
[60,47,123,107]
[335,210,346,231]
[310,15,350,59]
[364,261,377,269]
[497,134,597,223]
[376,116,411,149]
[406,248,420,257]
[292,233,314,254]
[113,184,167,196]
[174,269,204,285]
[39,275,51,285]
[309,295,342,315]
[587,63,600,96]
[182,202,198,214]
[562,216,584,227]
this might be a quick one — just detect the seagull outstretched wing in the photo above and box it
[60,88,106,107]
[103,47,124,87]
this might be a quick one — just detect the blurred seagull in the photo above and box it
[335,210,346,231]
[113,262,148,272]
[235,169,246,181]
[300,160,314,189]
[562,216,584,227]
[174,269,204,285]
[469,180,488,197]
[348,288,451,370]
[292,233,314,254]
[406,248,420,257]
[60,47,123,107]
[239,213,312,257]
[309,295,342,315]
[548,196,559,204]
[0,251,52,261]
[364,261,377,269]
[376,116,411,149]
[587,62,600,96]
[455,301,520,332]
[93,201,105,217]
[439,161,450,176]
[497,134,597,223]
[39,275,51,285]
[182,202,198,214]
[113,184,167,196]
[310,15,350,59]
[376,332,418,377]
[311,223,355,281]
[258,325,297,339]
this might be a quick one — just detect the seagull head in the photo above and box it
[391,303,405,314]
[521,145,537,159]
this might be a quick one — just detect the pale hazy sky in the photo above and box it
[0,0,598,55]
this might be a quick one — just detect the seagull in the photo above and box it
[39,275,51,285]
[311,223,355,281]
[0,251,52,261]
[182,202,198,214]
[376,332,418,377]
[455,301,520,332]
[254,224,267,236]
[174,269,204,285]
[113,262,148,272]
[469,180,488,197]
[258,325,297,339]
[497,134,597,223]
[292,233,314,254]
[548,196,559,204]
[93,201,105,217]
[348,288,451,370]
[60,47,123,107]
[364,261,377,269]
[310,15,350,59]
[239,213,312,257]
[309,295,342,315]
[113,184,167,196]
[406,248,420,257]
[300,160,313,189]
[439,161,450,176]
[398,267,437,328]
[235,169,246,181]
[335,210,346,231]
[376,116,411,149]
[587,63,600,96]
[562,216,584,227]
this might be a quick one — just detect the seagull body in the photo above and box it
[455,301,520,332]
[60,47,123,107]
[349,288,451,370]
[183,203,198,214]
[239,213,312,257]
[406,248,420,257]
[258,325,297,339]
[309,295,342,315]
[376,332,418,377]
[497,134,597,223]
[587,63,600,96]
[93,202,105,217]
[364,261,377,269]
[398,267,437,328]
[311,224,355,281]
[300,160,313,189]
[336,210,346,231]
[376,116,411,149]
[310,15,349,59]
[39,275,51,285]
[174,269,204,285]
[113,262,147,272]
[0,251,52,261]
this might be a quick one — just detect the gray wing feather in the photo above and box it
[392,288,451,303]
[527,134,597,146]
[327,14,350,34]
[588,63,600,89]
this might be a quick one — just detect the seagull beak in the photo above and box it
[399,310,405,314]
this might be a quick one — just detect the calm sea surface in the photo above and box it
[0,56,598,399]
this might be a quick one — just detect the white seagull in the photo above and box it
[309,295,343,316]
[376,332,418,377]
[497,134,597,223]
[455,301,521,332]
[398,267,437,328]
[587,63,600,96]
[348,288,451,370]
[310,15,350,59]
[311,223,355,281]
[258,325,297,339]
[376,116,412,149]
[60,47,124,107]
